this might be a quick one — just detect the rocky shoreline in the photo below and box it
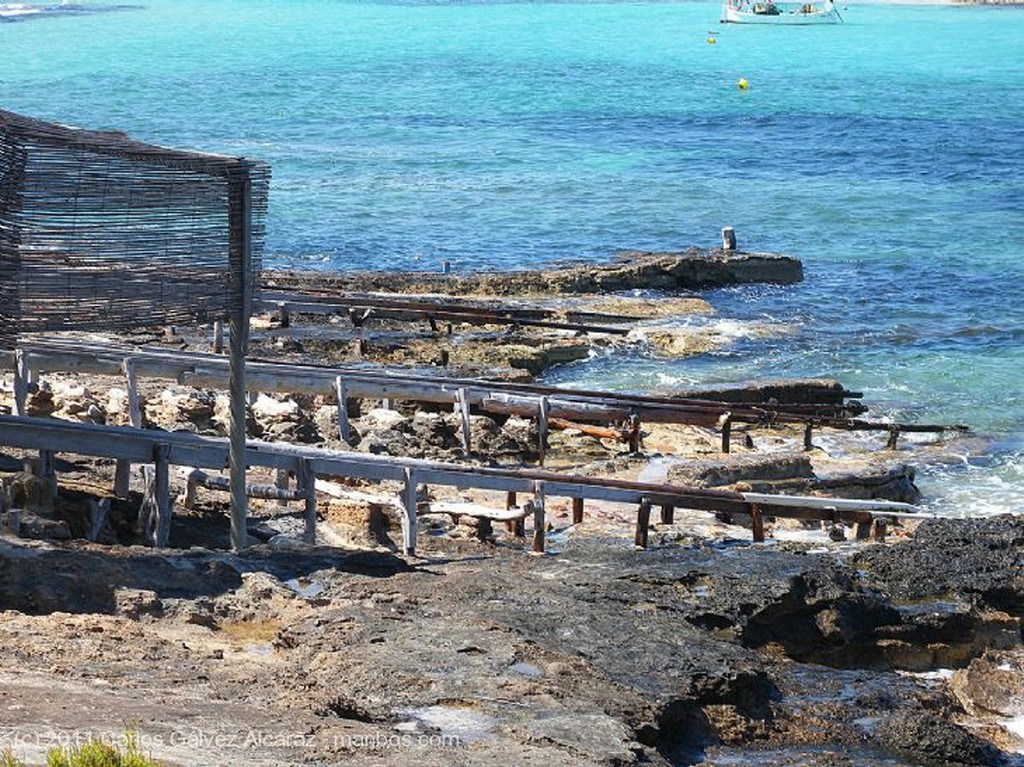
[0,251,1016,767]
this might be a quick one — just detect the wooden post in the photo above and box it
[277,301,290,328]
[300,459,316,544]
[506,490,522,535]
[804,423,814,451]
[750,502,765,543]
[627,414,641,454]
[402,467,418,556]
[721,415,733,454]
[153,443,171,548]
[531,481,546,554]
[886,427,901,450]
[38,449,57,499]
[349,308,370,357]
[275,467,290,508]
[456,387,472,454]
[660,504,675,524]
[114,357,143,497]
[721,227,737,251]
[572,497,584,525]
[228,168,253,551]
[873,518,888,542]
[13,348,28,417]
[634,497,652,549]
[213,320,224,354]
[7,509,20,537]
[335,376,351,444]
[537,396,550,466]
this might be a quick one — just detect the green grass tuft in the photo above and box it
[1,746,26,767]
[44,731,160,767]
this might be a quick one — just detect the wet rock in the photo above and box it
[874,709,1007,767]
[668,453,815,488]
[11,510,71,540]
[672,378,860,409]
[854,516,1024,611]
[265,249,803,297]
[950,650,1024,719]
[810,464,921,504]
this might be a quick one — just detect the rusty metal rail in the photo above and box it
[0,414,924,554]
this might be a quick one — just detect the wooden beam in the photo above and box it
[635,497,652,549]
[300,459,317,544]
[572,496,584,525]
[335,376,351,444]
[532,481,546,554]
[402,467,418,556]
[456,386,472,454]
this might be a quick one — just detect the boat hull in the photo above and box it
[721,2,842,24]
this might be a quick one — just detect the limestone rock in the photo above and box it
[874,709,1006,767]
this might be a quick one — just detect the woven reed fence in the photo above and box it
[0,109,269,349]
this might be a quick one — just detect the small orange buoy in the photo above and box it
[738,77,749,90]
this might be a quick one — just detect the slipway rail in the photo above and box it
[1,339,967,462]
[255,290,633,336]
[0,414,922,554]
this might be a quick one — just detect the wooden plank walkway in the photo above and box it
[0,414,923,555]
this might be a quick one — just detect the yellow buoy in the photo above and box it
[738,78,749,90]
[707,37,717,44]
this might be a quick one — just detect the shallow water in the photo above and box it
[1,0,1022,516]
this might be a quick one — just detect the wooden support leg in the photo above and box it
[505,491,522,535]
[300,460,316,545]
[88,498,111,542]
[335,376,352,445]
[38,449,57,499]
[456,387,472,454]
[277,302,290,328]
[873,518,888,542]
[855,521,872,540]
[153,444,171,548]
[660,504,675,524]
[213,319,224,354]
[886,427,901,450]
[750,503,765,543]
[402,468,418,556]
[572,497,584,525]
[721,415,732,454]
[531,482,546,554]
[139,465,156,545]
[537,396,550,466]
[13,348,28,417]
[634,497,652,549]
[627,414,641,454]
[115,357,142,497]
[804,423,814,451]
[275,467,290,508]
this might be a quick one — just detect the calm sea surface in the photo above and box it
[2,0,1023,516]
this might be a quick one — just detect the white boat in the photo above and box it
[720,0,843,25]
[0,3,42,17]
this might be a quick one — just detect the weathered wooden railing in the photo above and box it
[0,414,923,554]
[1,340,965,464]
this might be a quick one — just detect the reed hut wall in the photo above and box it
[0,109,269,349]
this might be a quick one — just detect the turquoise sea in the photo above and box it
[2,0,1023,516]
